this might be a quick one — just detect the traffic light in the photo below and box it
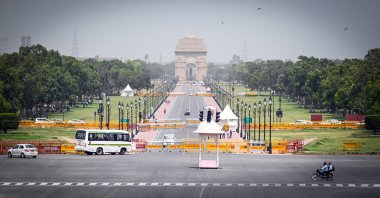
[207,110,212,122]
[199,111,203,121]
[215,111,221,122]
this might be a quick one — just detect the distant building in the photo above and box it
[76,55,119,61]
[21,36,31,47]
[175,34,208,82]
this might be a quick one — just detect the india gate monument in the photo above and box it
[175,35,208,82]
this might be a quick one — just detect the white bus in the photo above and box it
[74,129,135,155]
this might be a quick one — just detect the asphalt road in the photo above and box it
[1,153,380,198]
[155,84,206,141]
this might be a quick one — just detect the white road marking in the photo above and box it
[1,182,378,188]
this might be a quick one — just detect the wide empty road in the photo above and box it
[1,154,379,198]
[155,84,208,141]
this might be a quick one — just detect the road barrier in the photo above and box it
[0,140,63,155]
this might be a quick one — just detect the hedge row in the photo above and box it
[0,113,19,133]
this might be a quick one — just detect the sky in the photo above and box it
[0,0,379,63]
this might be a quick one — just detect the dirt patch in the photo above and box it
[57,136,75,144]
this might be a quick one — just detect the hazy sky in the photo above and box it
[0,0,379,63]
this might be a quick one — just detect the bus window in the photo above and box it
[75,130,86,140]
[88,133,95,141]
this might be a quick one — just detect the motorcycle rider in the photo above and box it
[321,162,329,177]
[328,162,334,173]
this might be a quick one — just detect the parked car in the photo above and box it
[68,119,86,124]
[35,117,49,123]
[7,144,38,158]
[188,92,193,96]
[163,134,175,146]
[184,110,190,116]
[290,120,313,125]
[50,118,64,123]
[321,119,342,125]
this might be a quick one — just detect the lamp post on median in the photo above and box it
[138,97,141,123]
[126,103,130,131]
[121,102,124,130]
[244,103,247,140]
[106,97,110,130]
[99,97,103,130]
[248,104,251,141]
[253,103,257,141]
[135,99,138,135]
[269,96,273,154]
[240,100,244,138]
[118,102,121,130]
[258,101,262,142]
[130,101,133,135]
[263,98,267,151]
[236,98,240,132]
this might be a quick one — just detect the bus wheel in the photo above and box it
[95,148,103,155]
[111,153,116,155]
[119,148,126,155]
[85,151,93,155]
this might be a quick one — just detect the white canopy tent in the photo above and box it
[121,84,134,96]
[220,104,238,132]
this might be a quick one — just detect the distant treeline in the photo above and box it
[208,49,380,115]
[0,45,152,118]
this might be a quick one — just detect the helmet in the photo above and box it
[328,162,332,164]
[323,162,327,165]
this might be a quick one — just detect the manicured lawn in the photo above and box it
[269,129,380,154]
[48,96,143,123]
[0,127,75,142]
[219,84,343,123]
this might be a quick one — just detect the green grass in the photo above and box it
[219,84,342,123]
[0,127,75,142]
[48,96,143,123]
[266,129,380,154]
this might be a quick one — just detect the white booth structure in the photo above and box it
[220,104,238,132]
[121,84,134,97]
[193,120,224,169]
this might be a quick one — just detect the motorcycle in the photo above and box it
[311,169,334,181]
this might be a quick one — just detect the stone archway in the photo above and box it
[175,35,208,82]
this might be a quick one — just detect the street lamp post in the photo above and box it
[253,103,257,141]
[244,103,247,140]
[143,96,147,121]
[236,98,240,132]
[106,97,110,130]
[240,100,244,138]
[126,103,130,131]
[121,102,124,130]
[135,99,138,135]
[269,96,272,154]
[258,101,262,142]
[130,101,133,135]
[99,98,103,130]
[118,102,121,130]
[138,97,141,123]
[248,105,251,141]
[263,98,267,151]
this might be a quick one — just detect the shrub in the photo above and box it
[0,113,19,133]
[365,115,380,135]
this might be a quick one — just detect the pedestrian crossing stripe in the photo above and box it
[1,182,379,188]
